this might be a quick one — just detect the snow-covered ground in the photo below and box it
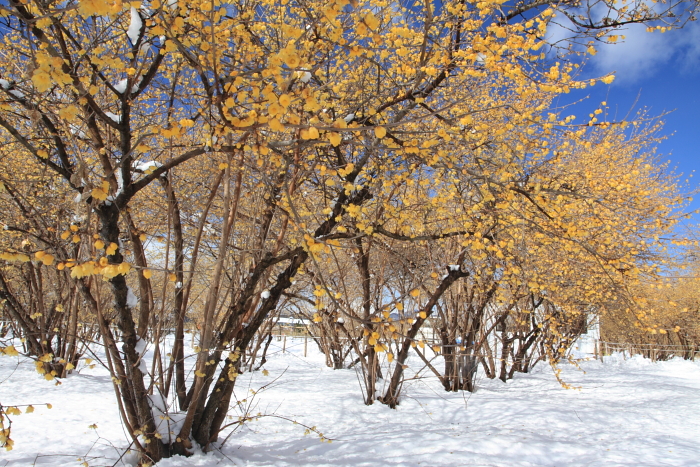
[1,337,699,466]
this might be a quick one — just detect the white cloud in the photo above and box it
[544,8,700,84]
[592,21,700,83]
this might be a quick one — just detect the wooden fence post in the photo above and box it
[594,339,598,361]
[304,336,308,357]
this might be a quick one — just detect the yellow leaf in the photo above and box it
[2,345,19,356]
[328,132,342,147]
[143,269,152,279]
[374,126,386,138]
[32,70,51,92]
[268,118,284,131]
[278,94,291,108]
[106,242,118,255]
[91,188,108,201]
[364,12,380,30]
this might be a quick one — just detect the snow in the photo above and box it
[448,264,460,271]
[106,111,121,123]
[131,76,143,93]
[134,337,147,356]
[69,124,87,138]
[261,290,271,299]
[336,317,345,324]
[344,113,355,123]
[149,391,187,444]
[127,7,142,45]
[115,78,128,93]
[115,169,124,198]
[134,160,163,172]
[297,70,312,83]
[2,340,700,466]
[126,286,139,308]
[114,77,142,95]
[0,78,23,96]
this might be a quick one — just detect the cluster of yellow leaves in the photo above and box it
[0,345,19,357]
[91,180,111,202]
[77,0,123,17]
[29,49,75,92]
[0,252,30,263]
[68,259,131,279]
[0,406,16,451]
[34,251,55,266]
[1,402,49,451]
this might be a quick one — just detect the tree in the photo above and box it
[0,0,694,462]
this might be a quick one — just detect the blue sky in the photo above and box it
[554,19,700,228]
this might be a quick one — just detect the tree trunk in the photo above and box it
[382,266,468,408]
